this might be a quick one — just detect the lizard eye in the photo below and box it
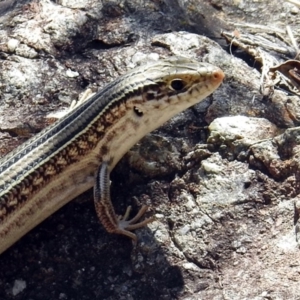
[133,106,143,117]
[170,79,185,91]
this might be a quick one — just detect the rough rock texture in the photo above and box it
[0,0,300,300]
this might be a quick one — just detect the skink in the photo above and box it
[0,56,224,254]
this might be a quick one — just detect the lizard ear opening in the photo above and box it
[170,79,185,91]
[133,106,144,117]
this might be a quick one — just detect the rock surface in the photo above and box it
[0,0,300,299]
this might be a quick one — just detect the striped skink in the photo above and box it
[0,56,224,254]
